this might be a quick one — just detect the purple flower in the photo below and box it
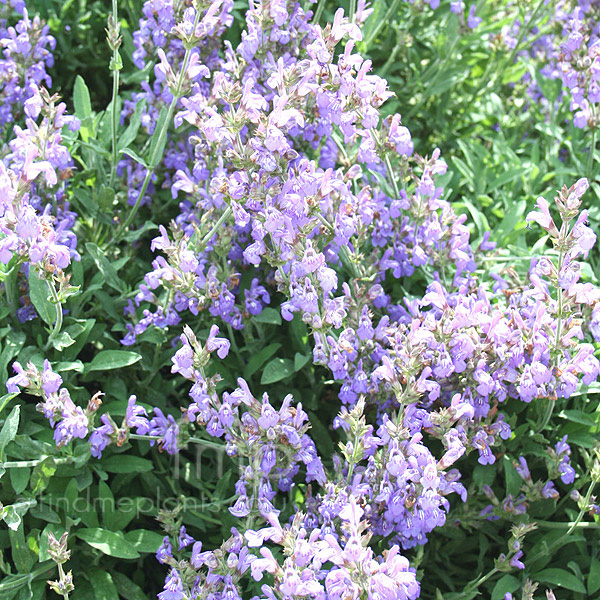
[206,325,230,359]
[41,360,62,395]
[156,536,173,564]
[178,526,194,550]
[6,362,29,393]
[509,550,525,570]
[150,408,179,454]
[54,395,89,447]
[171,338,195,379]
[126,395,149,435]
[542,481,559,499]
[325,569,356,600]
[515,457,530,481]
[158,569,184,600]
[257,400,279,429]
[89,414,115,459]
[229,495,252,518]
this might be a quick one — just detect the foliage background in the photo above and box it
[1,1,599,599]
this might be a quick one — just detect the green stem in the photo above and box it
[45,280,63,352]
[529,480,597,565]
[57,563,70,600]
[111,8,203,243]
[479,255,537,262]
[455,567,499,599]
[384,154,401,200]
[363,0,401,50]
[461,0,546,116]
[313,0,326,23]
[587,126,596,183]
[536,519,599,529]
[349,0,356,22]
[128,433,224,451]
[4,267,18,315]
[0,457,71,468]
[536,242,566,432]
[226,323,239,354]
[380,43,401,78]
[108,0,121,190]
[339,244,362,279]
[0,563,54,594]
[197,206,233,250]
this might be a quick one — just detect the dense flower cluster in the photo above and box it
[155,499,420,600]
[115,1,600,597]
[504,0,600,128]
[0,5,55,132]
[7,359,98,446]
[3,1,600,599]
[0,4,79,322]
[172,325,326,512]
[404,0,481,29]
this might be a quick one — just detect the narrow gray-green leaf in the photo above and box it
[85,243,124,292]
[534,568,587,593]
[28,273,55,326]
[85,350,142,373]
[76,528,140,559]
[261,358,294,385]
[0,405,20,460]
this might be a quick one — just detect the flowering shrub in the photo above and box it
[0,1,600,599]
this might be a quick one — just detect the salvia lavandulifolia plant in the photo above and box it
[502,0,600,129]
[1,0,600,599]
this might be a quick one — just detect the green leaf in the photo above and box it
[534,568,587,593]
[89,570,119,600]
[503,455,522,498]
[118,99,147,151]
[85,243,125,292]
[589,558,600,595]
[30,503,61,524]
[123,221,158,243]
[0,331,26,389]
[2,501,34,531]
[74,75,93,141]
[9,467,30,495]
[101,455,153,473]
[28,273,56,326]
[290,315,308,351]
[112,572,147,600]
[49,331,76,351]
[254,307,282,325]
[120,147,148,169]
[85,350,142,373]
[148,106,169,167]
[9,522,34,573]
[76,528,140,559]
[0,405,20,461]
[261,358,294,385]
[124,529,164,553]
[294,352,310,372]
[55,360,84,373]
[62,318,96,362]
[0,392,18,417]
[243,343,281,379]
[98,480,116,529]
[30,457,57,495]
[74,75,93,122]
[472,463,497,492]
[491,575,520,600]
[308,411,334,457]
[559,409,597,427]
[98,185,115,212]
